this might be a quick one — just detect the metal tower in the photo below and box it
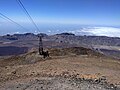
[39,35,43,55]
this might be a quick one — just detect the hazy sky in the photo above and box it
[0,0,120,35]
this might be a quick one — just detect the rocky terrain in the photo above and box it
[0,33,120,59]
[0,47,120,90]
[1,33,120,47]
[0,77,118,90]
[0,33,120,89]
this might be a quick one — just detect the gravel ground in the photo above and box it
[0,76,119,90]
[0,48,120,90]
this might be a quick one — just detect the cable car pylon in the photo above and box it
[16,0,49,58]
[38,35,49,58]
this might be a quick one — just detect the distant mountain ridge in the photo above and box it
[0,33,120,46]
[0,33,120,59]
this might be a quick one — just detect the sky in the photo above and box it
[0,0,120,35]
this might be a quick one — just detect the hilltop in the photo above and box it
[0,47,120,89]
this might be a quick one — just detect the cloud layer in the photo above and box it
[69,27,120,37]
